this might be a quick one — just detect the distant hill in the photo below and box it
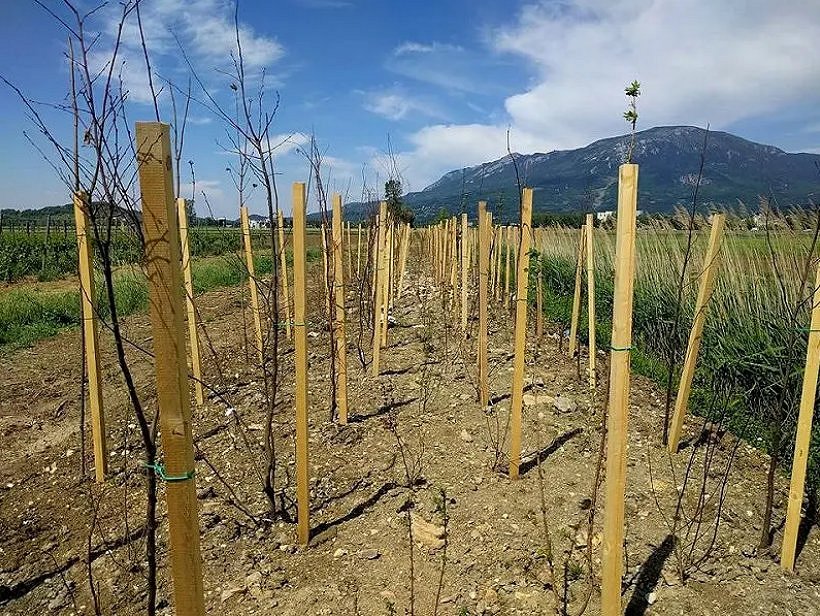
[8,127,819,226]
[348,126,820,224]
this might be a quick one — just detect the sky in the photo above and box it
[1,0,819,218]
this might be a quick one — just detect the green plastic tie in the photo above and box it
[144,462,195,483]
[610,345,633,352]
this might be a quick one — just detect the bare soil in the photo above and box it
[1,255,819,615]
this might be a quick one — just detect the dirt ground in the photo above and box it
[1,251,820,616]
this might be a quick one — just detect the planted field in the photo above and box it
[1,147,820,616]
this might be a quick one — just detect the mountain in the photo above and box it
[386,126,820,223]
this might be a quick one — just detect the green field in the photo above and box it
[530,223,820,492]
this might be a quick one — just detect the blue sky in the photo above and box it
[1,0,819,217]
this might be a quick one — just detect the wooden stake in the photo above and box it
[668,213,726,453]
[356,223,362,281]
[291,182,311,545]
[381,216,391,346]
[346,221,353,282]
[450,217,458,308]
[494,225,503,301]
[601,163,639,616]
[478,202,490,408]
[177,198,203,406]
[321,224,331,322]
[509,189,533,480]
[568,225,586,357]
[73,191,107,483]
[586,213,597,390]
[397,223,410,299]
[277,210,292,341]
[504,225,512,308]
[331,194,349,424]
[390,216,396,310]
[240,206,264,363]
[372,202,388,376]
[136,122,205,615]
[782,260,820,571]
[535,257,544,338]
[461,213,469,337]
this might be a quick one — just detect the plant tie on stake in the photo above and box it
[144,461,195,483]
[610,345,633,352]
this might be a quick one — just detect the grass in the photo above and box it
[0,247,322,351]
[0,225,313,283]
[528,217,820,491]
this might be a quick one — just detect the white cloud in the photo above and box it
[363,89,444,121]
[387,0,820,191]
[96,0,284,106]
[386,41,484,93]
[394,42,464,56]
[493,0,820,149]
[183,179,225,214]
[373,124,542,192]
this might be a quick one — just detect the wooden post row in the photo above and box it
[535,250,544,338]
[240,206,264,363]
[346,221,353,282]
[372,202,388,376]
[331,194,349,424]
[381,217,391,346]
[493,225,505,301]
[356,223,362,282]
[321,224,331,322]
[586,213,597,391]
[291,182,311,545]
[73,191,107,482]
[782,260,820,571]
[568,224,585,357]
[478,202,490,408]
[461,213,469,337]
[277,210,292,341]
[136,122,205,615]
[177,198,204,406]
[509,189,533,480]
[504,225,512,308]
[601,163,639,616]
[667,213,726,452]
[397,223,410,299]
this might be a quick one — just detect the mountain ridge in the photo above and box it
[353,126,820,223]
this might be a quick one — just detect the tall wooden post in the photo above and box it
[291,182,311,545]
[461,213,469,337]
[782,260,820,571]
[397,223,410,299]
[381,216,391,346]
[240,206,264,363]
[73,191,107,482]
[177,198,204,406]
[601,164,639,616]
[568,225,586,357]
[346,221,353,281]
[478,203,490,407]
[586,213,597,390]
[136,122,205,615]
[387,220,396,311]
[667,214,726,452]
[356,223,362,281]
[535,259,544,338]
[321,224,331,322]
[509,189,533,480]
[504,225,512,308]
[277,210,292,341]
[331,194,349,424]
[494,225,503,301]
[372,202,388,377]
